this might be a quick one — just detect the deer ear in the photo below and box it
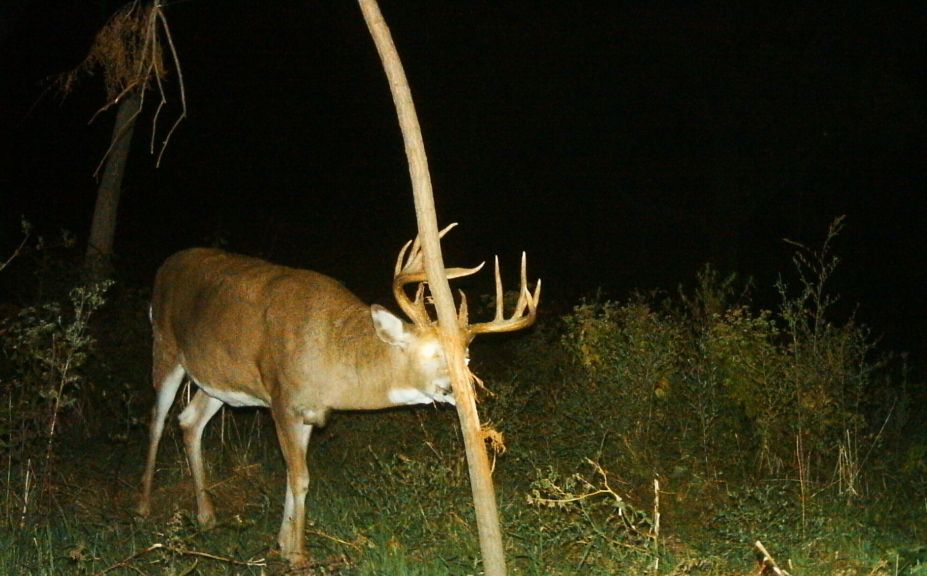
[371,304,412,348]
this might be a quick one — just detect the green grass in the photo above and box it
[2,226,925,574]
[1,399,922,575]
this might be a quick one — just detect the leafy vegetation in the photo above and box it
[0,219,923,574]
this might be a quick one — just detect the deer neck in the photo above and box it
[322,306,421,411]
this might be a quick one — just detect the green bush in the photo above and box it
[513,217,897,495]
[0,279,112,524]
[561,296,685,471]
[523,459,658,574]
[682,302,781,475]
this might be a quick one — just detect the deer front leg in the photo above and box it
[273,409,313,567]
[178,390,224,527]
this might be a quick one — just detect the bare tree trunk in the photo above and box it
[358,2,507,575]
[84,89,141,279]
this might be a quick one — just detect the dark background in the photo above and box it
[2,2,924,353]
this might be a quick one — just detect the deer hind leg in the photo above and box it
[178,389,224,527]
[273,410,313,567]
[138,363,185,518]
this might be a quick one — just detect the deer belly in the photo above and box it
[190,376,270,408]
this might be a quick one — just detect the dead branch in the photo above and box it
[151,6,187,167]
[0,231,30,274]
[91,542,266,576]
[55,1,186,174]
[754,540,792,576]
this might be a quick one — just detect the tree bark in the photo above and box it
[84,89,142,279]
[357,2,507,575]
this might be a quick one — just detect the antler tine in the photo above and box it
[393,231,430,326]
[485,255,503,322]
[512,251,537,317]
[392,273,430,327]
[395,223,459,277]
[393,223,484,327]
[394,238,414,277]
[468,251,541,336]
[456,289,469,327]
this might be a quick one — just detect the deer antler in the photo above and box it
[393,224,540,334]
[466,252,541,336]
[393,223,484,327]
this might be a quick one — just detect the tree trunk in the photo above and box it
[358,2,508,575]
[84,89,141,279]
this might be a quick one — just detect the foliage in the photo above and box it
[536,218,896,493]
[708,482,807,553]
[523,459,658,574]
[0,279,113,524]
[0,218,921,574]
[1,282,112,448]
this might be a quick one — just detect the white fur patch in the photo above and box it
[388,388,455,406]
[388,388,436,405]
[191,377,268,408]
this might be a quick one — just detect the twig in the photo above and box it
[652,478,660,576]
[795,432,808,536]
[92,542,266,575]
[754,540,791,576]
[88,79,142,126]
[858,399,895,470]
[93,542,164,575]
[166,546,266,567]
[305,527,363,551]
[84,2,186,176]
[0,231,30,273]
[153,6,187,167]
[18,459,32,530]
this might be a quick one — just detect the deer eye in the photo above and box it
[418,341,442,361]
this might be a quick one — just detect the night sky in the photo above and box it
[2,2,925,353]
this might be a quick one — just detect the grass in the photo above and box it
[2,226,925,574]
[0,406,479,574]
[0,397,921,575]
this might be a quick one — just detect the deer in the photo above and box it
[136,226,540,567]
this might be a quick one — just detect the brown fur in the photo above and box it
[137,248,454,566]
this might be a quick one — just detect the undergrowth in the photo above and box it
[0,218,924,574]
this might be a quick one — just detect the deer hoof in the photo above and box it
[196,510,217,529]
[286,552,311,570]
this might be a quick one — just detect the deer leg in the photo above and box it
[138,363,185,518]
[273,410,313,567]
[178,390,224,527]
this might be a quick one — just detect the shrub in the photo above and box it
[523,459,658,574]
[516,217,896,497]
[561,295,685,471]
[681,302,782,475]
[0,279,112,524]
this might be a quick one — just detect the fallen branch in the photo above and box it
[755,540,791,576]
[0,230,29,274]
[92,542,266,576]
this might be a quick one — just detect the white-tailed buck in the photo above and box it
[137,227,540,566]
